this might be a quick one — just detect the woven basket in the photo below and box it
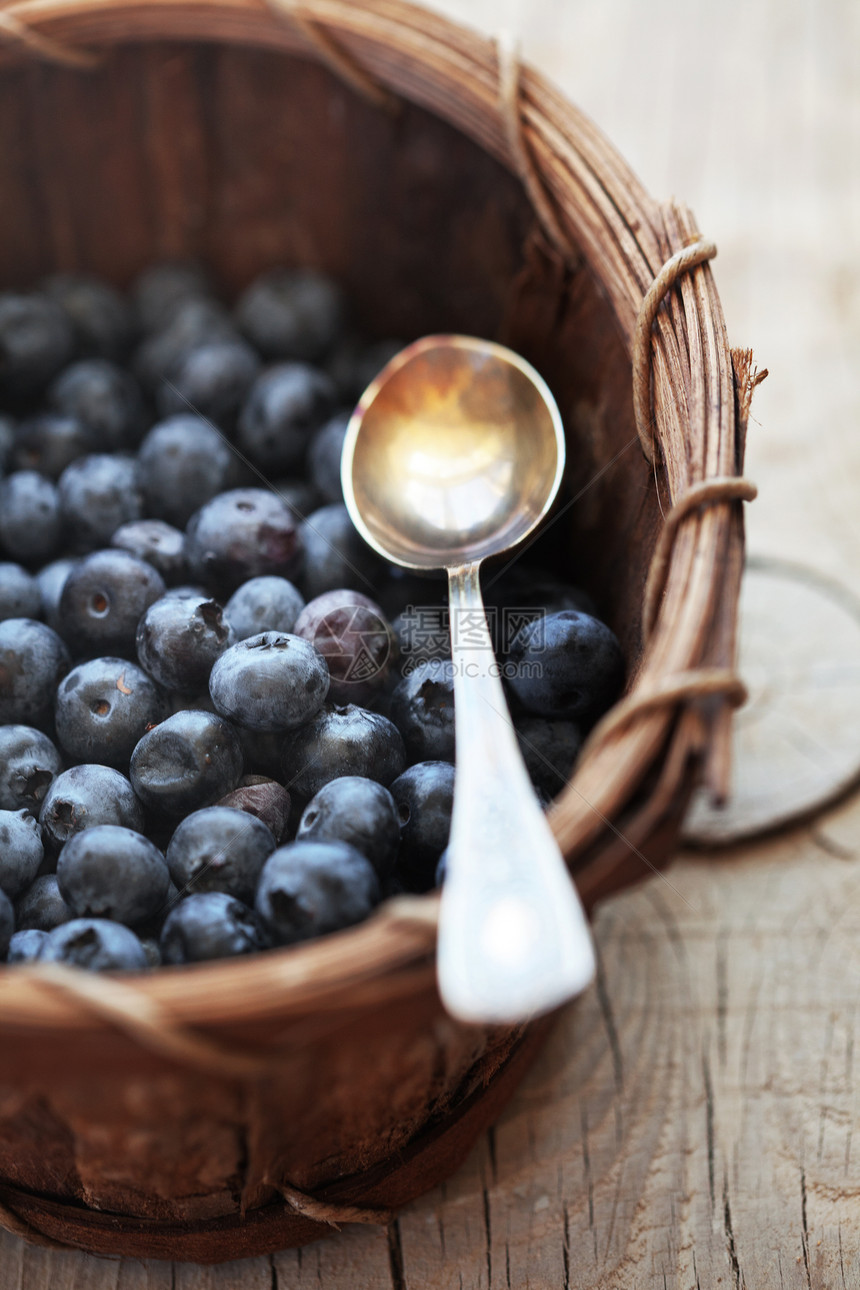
[0,0,757,1263]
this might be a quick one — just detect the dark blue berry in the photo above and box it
[391,604,451,668]
[389,761,455,892]
[49,360,146,451]
[0,889,13,957]
[484,566,597,655]
[209,632,329,731]
[389,658,455,764]
[37,917,148,971]
[0,471,61,563]
[507,610,624,723]
[137,415,237,528]
[237,362,336,473]
[134,297,236,394]
[111,519,188,585]
[0,563,41,621]
[158,338,261,430]
[515,716,583,801]
[35,558,77,633]
[44,273,134,361]
[236,268,345,362]
[0,725,62,812]
[40,764,144,852]
[7,927,47,962]
[15,874,72,931]
[56,825,169,926]
[255,840,379,945]
[299,503,383,600]
[58,454,143,553]
[0,618,70,726]
[216,778,291,844]
[129,710,243,817]
[0,293,74,402]
[136,595,234,693]
[132,262,213,333]
[0,809,44,899]
[307,412,348,504]
[185,489,303,595]
[160,891,266,964]
[296,777,399,880]
[12,413,95,479]
[280,703,406,809]
[54,656,170,768]
[294,590,395,705]
[224,575,305,641]
[166,805,275,902]
[58,549,166,657]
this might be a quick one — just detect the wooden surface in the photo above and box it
[3,0,859,1284]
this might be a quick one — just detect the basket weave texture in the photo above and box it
[0,0,757,1261]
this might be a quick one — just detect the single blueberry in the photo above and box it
[55,656,170,769]
[12,412,95,480]
[0,563,42,622]
[160,891,266,964]
[158,338,261,430]
[37,917,148,971]
[111,519,188,585]
[507,610,624,723]
[389,761,455,892]
[58,549,166,658]
[296,777,400,881]
[389,658,456,764]
[44,273,135,361]
[132,261,213,334]
[0,725,62,812]
[0,808,44,899]
[0,618,70,727]
[209,632,329,732]
[40,764,144,852]
[0,888,13,958]
[166,805,275,902]
[15,874,72,931]
[57,825,170,926]
[294,589,395,705]
[307,412,348,504]
[236,268,345,362]
[514,715,583,801]
[134,297,236,395]
[49,359,146,451]
[483,564,598,654]
[224,575,305,641]
[185,489,303,595]
[237,362,336,473]
[216,778,292,844]
[7,927,47,963]
[255,840,379,946]
[136,595,235,693]
[0,471,61,564]
[137,415,238,529]
[57,454,143,553]
[35,558,78,633]
[281,703,406,809]
[299,503,383,600]
[129,710,243,817]
[0,293,74,402]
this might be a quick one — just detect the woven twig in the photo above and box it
[265,0,397,112]
[0,6,98,66]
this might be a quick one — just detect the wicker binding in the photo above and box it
[0,0,758,1261]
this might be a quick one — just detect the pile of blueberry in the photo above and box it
[0,263,624,973]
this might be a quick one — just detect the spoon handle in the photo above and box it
[437,561,596,1024]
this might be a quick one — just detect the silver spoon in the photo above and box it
[342,335,595,1023]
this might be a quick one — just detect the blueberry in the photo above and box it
[0,563,42,621]
[7,927,47,963]
[136,595,234,693]
[236,268,345,362]
[294,589,395,705]
[307,412,348,504]
[507,610,624,723]
[160,891,266,964]
[134,298,236,394]
[57,454,143,554]
[325,336,404,402]
[224,576,305,641]
[166,805,275,901]
[37,917,148,971]
[0,809,44,899]
[132,261,213,333]
[0,619,70,726]
[49,360,146,451]
[160,338,261,428]
[0,725,62,812]
[389,658,455,764]
[484,565,597,654]
[0,888,13,958]
[55,656,169,768]
[515,715,583,801]
[185,489,303,595]
[15,874,72,931]
[130,710,243,817]
[40,764,144,852]
[237,362,336,473]
[111,519,188,585]
[0,471,61,564]
[209,632,329,731]
[389,761,455,892]
[0,293,74,402]
[12,413,95,479]
[58,549,166,657]
[256,840,379,945]
[35,558,78,633]
[281,703,406,809]
[391,604,451,668]
[137,416,237,528]
[216,778,292,844]
[55,824,168,926]
[44,273,135,361]
[296,777,400,880]
[299,503,383,600]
